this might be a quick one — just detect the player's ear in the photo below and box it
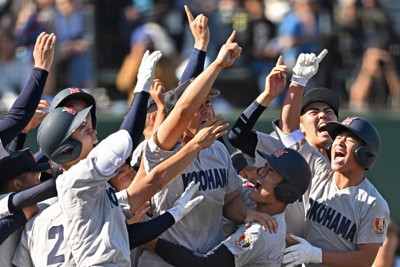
[11,178,22,192]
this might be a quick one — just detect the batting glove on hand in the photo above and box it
[167,181,204,223]
[134,50,163,94]
[282,235,322,267]
[291,49,328,87]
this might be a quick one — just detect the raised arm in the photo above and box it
[155,31,242,151]
[0,33,56,146]
[179,5,209,82]
[279,50,327,135]
[228,56,287,156]
[119,50,162,150]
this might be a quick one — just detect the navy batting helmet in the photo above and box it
[50,88,97,129]
[326,117,381,170]
[37,106,92,164]
[257,148,311,204]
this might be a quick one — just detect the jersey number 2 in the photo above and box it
[47,225,65,265]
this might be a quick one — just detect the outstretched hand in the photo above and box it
[134,50,163,93]
[215,31,242,69]
[33,32,57,71]
[167,181,204,222]
[291,49,328,87]
[264,56,287,100]
[191,114,229,150]
[185,5,209,51]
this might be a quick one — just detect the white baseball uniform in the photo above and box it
[299,143,389,266]
[138,136,242,267]
[0,193,13,219]
[219,186,287,267]
[55,130,132,267]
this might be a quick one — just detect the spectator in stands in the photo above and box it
[0,29,33,110]
[54,0,95,89]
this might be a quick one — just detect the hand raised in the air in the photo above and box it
[291,49,328,87]
[215,31,242,69]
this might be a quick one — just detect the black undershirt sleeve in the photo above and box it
[8,179,57,213]
[126,212,175,249]
[0,68,48,146]
[228,100,267,157]
[0,210,27,245]
[155,238,235,267]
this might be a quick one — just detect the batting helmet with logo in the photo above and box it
[37,106,92,164]
[257,148,311,204]
[326,116,381,170]
[50,88,97,128]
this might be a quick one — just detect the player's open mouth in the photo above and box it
[334,150,345,160]
[317,123,327,133]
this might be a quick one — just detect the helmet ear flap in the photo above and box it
[50,140,82,164]
[274,182,303,204]
[355,146,376,170]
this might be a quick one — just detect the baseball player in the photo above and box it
[0,148,51,267]
[0,32,55,152]
[131,5,212,170]
[144,148,311,267]
[30,102,227,266]
[138,31,277,267]
[228,52,340,238]
[269,52,390,266]
[11,50,167,266]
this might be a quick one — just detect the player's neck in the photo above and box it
[256,202,285,216]
[334,171,365,189]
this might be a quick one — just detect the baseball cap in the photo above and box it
[231,150,255,174]
[257,148,311,195]
[147,79,220,113]
[0,148,50,186]
[301,87,339,117]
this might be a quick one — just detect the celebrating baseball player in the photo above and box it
[275,50,389,266]
[137,31,278,267]
[143,148,311,266]
[228,52,340,237]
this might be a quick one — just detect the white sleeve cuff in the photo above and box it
[281,129,304,148]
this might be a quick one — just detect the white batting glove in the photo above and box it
[291,49,328,87]
[167,181,204,222]
[134,50,162,93]
[282,235,322,267]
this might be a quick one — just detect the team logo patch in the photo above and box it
[62,107,77,115]
[68,88,81,94]
[235,232,254,250]
[373,217,386,234]
[342,117,355,126]
[244,182,255,189]
[273,148,288,158]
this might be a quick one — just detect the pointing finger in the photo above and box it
[276,55,283,67]
[184,5,194,22]
[316,49,328,63]
[226,31,236,44]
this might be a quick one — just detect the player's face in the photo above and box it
[64,99,94,130]
[249,163,284,204]
[109,163,136,191]
[186,99,214,137]
[300,102,337,151]
[70,114,97,160]
[330,130,365,173]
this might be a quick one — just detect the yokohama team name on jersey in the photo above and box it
[182,169,227,191]
[306,198,356,242]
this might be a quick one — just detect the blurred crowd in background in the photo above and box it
[1,0,400,113]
